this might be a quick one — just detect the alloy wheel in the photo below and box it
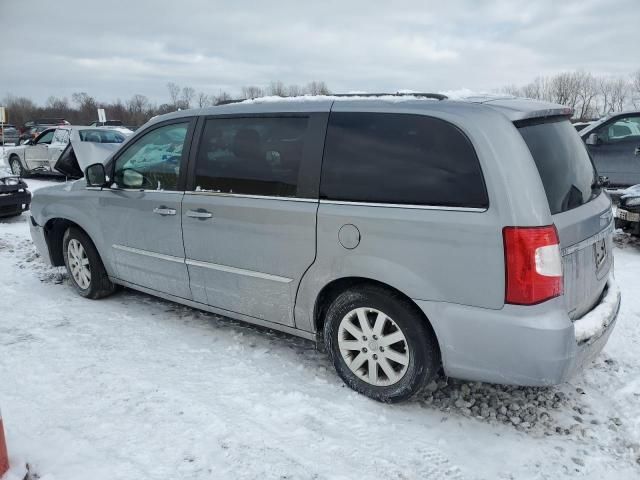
[67,239,91,289]
[337,307,410,386]
[10,158,22,176]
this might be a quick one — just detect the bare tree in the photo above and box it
[127,94,150,125]
[167,82,180,106]
[305,81,330,95]
[197,92,210,108]
[241,85,264,99]
[181,87,196,109]
[287,84,303,97]
[214,90,232,105]
[575,72,597,120]
[610,77,630,112]
[598,77,615,115]
[267,81,286,97]
[631,69,640,108]
[71,92,98,121]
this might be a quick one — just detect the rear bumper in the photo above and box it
[0,190,31,217]
[415,278,621,386]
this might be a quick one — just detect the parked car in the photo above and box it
[5,126,126,177]
[19,119,70,144]
[19,125,52,144]
[0,176,30,218]
[28,95,620,403]
[0,124,20,145]
[580,111,640,188]
[615,184,640,235]
[572,121,593,132]
[88,120,135,136]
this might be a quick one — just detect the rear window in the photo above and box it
[517,117,600,214]
[79,130,125,144]
[320,112,488,208]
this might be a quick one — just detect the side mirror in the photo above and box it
[586,133,600,146]
[23,139,32,146]
[85,163,107,187]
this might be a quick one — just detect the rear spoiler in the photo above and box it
[461,96,573,122]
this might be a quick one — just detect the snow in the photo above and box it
[573,277,621,343]
[239,90,510,104]
[0,179,639,479]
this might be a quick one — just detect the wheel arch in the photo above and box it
[43,218,94,267]
[313,276,441,357]
[8,153,24,172]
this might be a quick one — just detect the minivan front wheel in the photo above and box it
[324,285,439,403]
[63,227,116,299]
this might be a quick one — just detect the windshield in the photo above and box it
[517,117,600,215]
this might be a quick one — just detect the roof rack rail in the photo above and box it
[214,92,448,106]
[332,92,448,100]
[216,99,245,106]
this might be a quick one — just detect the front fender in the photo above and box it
[33,185,116,277]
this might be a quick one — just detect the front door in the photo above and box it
[182,115,325,326]
[47,127,71,168]
[24,129,54,170]
[98,120,195,299]
[587,114,640,187]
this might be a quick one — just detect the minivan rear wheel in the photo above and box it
[324,285,439,403]
[63,227,116,299]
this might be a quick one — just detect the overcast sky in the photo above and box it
[1,0,637,105]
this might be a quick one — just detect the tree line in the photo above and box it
[1,80,331,128]
[501,69,640,120]
[4,70,640,128]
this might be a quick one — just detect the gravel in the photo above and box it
[417,377,593,435]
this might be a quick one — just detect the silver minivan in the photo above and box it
[29,95,621,402]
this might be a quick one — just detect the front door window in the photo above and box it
[113,122,189,190]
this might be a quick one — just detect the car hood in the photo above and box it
[54,139,119,179]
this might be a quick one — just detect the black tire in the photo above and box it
[9,155,26,177]
[62,227,116,299]
[324,284,440,403]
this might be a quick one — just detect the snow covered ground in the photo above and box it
[0,177,639,479]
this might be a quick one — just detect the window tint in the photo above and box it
[320,113,488,207]
[79,129,125,143]
[36,130,55,144]
[194,117,309,197]
[596,116,640,144]
[518,117,599,214]
[113,122,188,190]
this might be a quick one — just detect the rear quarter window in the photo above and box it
[517,117,599,214]
[320,112,488,208]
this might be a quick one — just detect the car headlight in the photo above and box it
[4,177,19,186]
[625,197,640,207]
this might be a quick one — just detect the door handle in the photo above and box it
[186,209,213,219]
[153,206,176,216]
[634,146,640,156]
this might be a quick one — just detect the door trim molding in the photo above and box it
[112,244,184,263]
[186,259,293,283]
[112,244,292,283]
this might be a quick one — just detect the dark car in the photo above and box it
[0,176,31,218]
[615,184,640,235]
[581,111,640,188]
[0,124,20,145]
[20,119,70,143]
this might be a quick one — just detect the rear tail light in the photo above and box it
[503,225,563,305]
